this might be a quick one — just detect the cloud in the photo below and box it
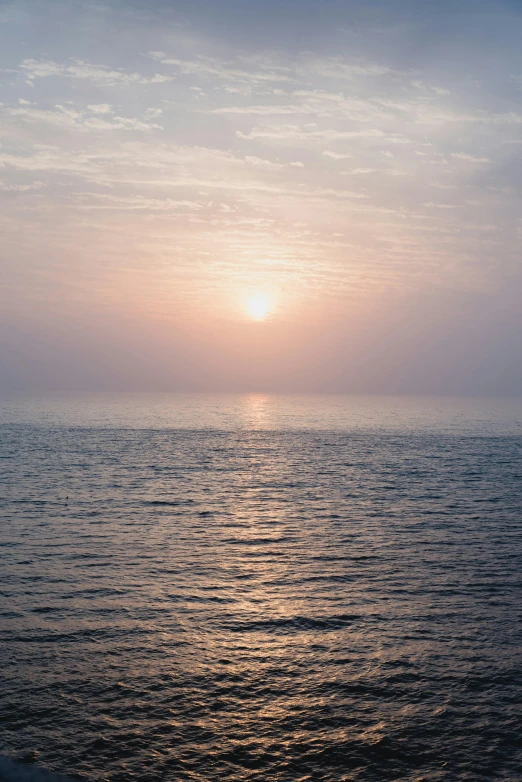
[412,80,451,96]
[343,167,379,174]
[2,104,163,131]
[242,155,288,169]
[19,58,173,86]
[213,104,306,116]
[0,142,362,205]
[303,56,393,80]
[210,88,420,124]
[323,151,353,160]
[75,193,207,212]
[423,202,459,209]
[237,124,389,144]
[450,152,491,163]
[148,52,293,84]
[0,180,46,191]
[88,104,112,114]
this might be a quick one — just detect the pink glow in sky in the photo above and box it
[1,0,522,394]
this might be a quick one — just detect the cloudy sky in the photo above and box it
[1,0,522,394]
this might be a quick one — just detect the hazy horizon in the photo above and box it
[2,0,522,395]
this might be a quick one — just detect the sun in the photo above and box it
[246,292,271,321]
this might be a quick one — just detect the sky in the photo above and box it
[1,0,522,394]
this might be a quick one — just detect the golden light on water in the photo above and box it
[246,292,271,321]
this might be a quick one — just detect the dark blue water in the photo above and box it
[1,395,522,781]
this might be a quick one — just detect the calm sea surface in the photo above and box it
[1,394,522,781]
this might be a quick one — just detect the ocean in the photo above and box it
[1,394,522,781]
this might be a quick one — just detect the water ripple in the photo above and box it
[1,423,521,781]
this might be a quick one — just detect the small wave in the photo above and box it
[145,499,194,506]
[223,536,292,546]
[30,607,61,614]
[228,613,359,632]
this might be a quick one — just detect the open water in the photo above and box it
[1,394,522,781]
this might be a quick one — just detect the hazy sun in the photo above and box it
[246,292,271,321]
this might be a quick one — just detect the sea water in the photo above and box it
[1,394,521,781]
